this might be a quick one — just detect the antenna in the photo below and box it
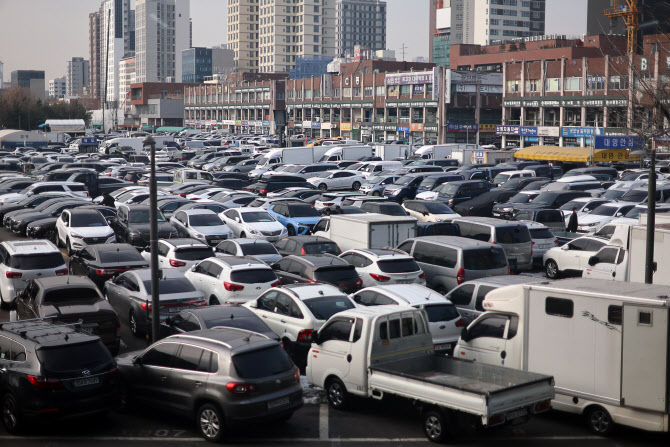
[400,43,408,62]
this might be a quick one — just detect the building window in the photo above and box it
[544,78,561,92]
[506,80,520,93]
[609,75,628,90]
[564,77,582,92]
[525,79,539,92]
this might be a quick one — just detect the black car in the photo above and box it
[512,191,593,214]
[160,305,279,340]
[360,201,408,216]
[25,217,59,242]
[0,319,119,433]
[432,180,491,208]
[271,255,363,293]
[415,174,465,195]
[110,204,178,248]
[383,173,442,203]
[453,189,518,217]
[212,178,253,190]
[0,193,69,221]
[154,197,192,218]
[4,197,71,228]
[274,236,341,256]
[8,200,89,236]
[0,178,35,195]
[247,175,310,196]
[499,176,551,191]
[68,243,150,289]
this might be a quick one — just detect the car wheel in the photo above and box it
[233,169,240,173]
[2,393,22,434]
[372,191,381,196]
[287,225,296,236]
[352,181,361,191]
[423,410,450,443]
[586,406,614,435]
[129,311,143,337]
[210,295,220,305]
[326,378,350,410]
[545,259,560,279]
[196,403,225,442]
[319,183,328,191]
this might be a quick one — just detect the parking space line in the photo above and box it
[319,403,329,440]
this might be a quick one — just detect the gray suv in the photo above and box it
[115,327,302,442]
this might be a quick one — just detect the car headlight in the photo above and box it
[193,232,206,240]
[582,222,598,227]
[70,232,84,239]
[129,230,141,238]
[502,207,512,212]
[249,228,262,235]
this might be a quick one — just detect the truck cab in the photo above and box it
[582,245,628,281]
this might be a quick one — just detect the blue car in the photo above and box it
[267,202,322,235]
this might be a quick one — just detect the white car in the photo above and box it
[402,200,460,222]
[339,248,425,287]
[313,192,364,210]
[170,209,232,246]
[219,207,287,241]
[140,238,215,272]
[243,283,357,356]
[56,208,116,255]
[349,284,465,354]
[214,238,283,264]
[543,235,609,279]
[0,240,67,307]
[559,197,612,225]
[307,170,365,191]
[92,186,146,204]
[0,181,91,206]
[185,187,230,201]
[575,202,636,233]
[185,256,280,305]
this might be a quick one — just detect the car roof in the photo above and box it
[349,248,412,258]
[189,305,256,320]
[33,275,98,289]
[459,275,548,288]
[129,268,186,280]
[368,284,447,305]
[2,240,59,255]
[282,283,346,299]
[179,208,217,215]
[212,256,267,268]
[93,243,138,253]
[288,254,348,266]
[409,236,498,248]
[281,235,333,243]
[166,328,277,354]
[66,209,106,217]
[162,238,209,248]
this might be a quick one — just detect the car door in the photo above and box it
[169,344,212,413]
[56,211,69,244]
[252,290,280,334]
[171,211,188,237]
[156,241,170,268]
[456,314,518,366]
[583,246,625,280]
[222,209,241,236]
[105,273,132,317]
[188,260,211,294]
[311,316,355,385]
[274,292,308,342]
[204,262,224,303]
[446,283,476,324]
[559,238,590,272]
[16,281,39,319]
[580,239,607,271]
[132,341,180,408]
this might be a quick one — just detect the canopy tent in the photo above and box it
[514,145,639,163]
[39,119,86,134]
[155,126,189,133]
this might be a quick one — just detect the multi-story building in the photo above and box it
[100,0,132,105]
[11,70,46,101]
[227,0,259,72]
[66,57,90,96]
[433,28,451,68]
[335,0,386,58]
[118,57,136,106]
[128,82,198,128]
[182,47,236,83]
[48,77,67,99]
[135,0,191,83]
[89,11,102,104]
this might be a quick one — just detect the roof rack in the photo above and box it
[0,317,83,338]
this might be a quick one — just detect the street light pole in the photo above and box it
[143,135,160,341]
[645,144,656,284]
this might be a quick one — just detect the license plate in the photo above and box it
[395,279,414,284]
[506,408,528,421]
[268,397,290,409]
[74,377,100,387]
[434,343,452,352]
[210,239,220,244]
[167,306,185,313]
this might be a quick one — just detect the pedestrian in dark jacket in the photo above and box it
[101,192,115,208]
[567,208,578,232]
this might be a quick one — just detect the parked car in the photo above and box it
[274,236,341,257]
[543,235,608,278]
[267,202,323,236]
[307,170,365,191]
[339,248,425,287]
[169,209,232,246]
[511,208,567,231]
[418,180,491,208]
[358,174,402,196]
[14,276,121,354]
[55,208,116,255]
[219,207,287,241]
[110,204,178,248]
[140,238,214,272]
[68,243,149,290]
[359,201,409,216]
[271,255,362,293]
[115,328,302,442]
[573,202,636,233]
[452,189,518,218]
[104,268,206,337]
[7,199,89,236]
[402,200,460,222]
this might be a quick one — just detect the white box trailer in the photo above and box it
[455,278,670,434]
[317,214,417,252]
[472,150,515,165]
[374,144,410,161]
[318,145,373,162]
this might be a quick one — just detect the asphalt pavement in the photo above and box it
[0,227,668,446]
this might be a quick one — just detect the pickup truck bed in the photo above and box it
[370,356,554,420]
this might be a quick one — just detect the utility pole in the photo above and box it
[645,142,656,284]
[143,135,160,341]
[400,43,408,62]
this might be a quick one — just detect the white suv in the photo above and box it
[56,208,116,255]
[0,181,91,205]
[543,235,608,279]
[339,248,425,287]
[0,240,67,307]
[185,256,280,305]
[141,238,215,272]
[350,284,464,354]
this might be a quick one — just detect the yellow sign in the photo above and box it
[594,149,640,161]
[340,122,352,131]
[479,124,496,133]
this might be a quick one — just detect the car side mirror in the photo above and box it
[247,299,258,308]
[235,217,241,222]
[312,331,322,345]
[588,256,599,266]
[561,245,569,250]
[133,356,142,366]
[460,327,470,342]
[616,212,623,217]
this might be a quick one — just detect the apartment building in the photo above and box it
[335,0,386,57]
[66,57,90,96]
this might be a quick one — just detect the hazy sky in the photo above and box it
[0,0,584,83]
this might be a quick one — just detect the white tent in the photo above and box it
[44,119,86,133]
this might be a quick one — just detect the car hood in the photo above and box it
[415,191,439,200]
[13,211,49,222]
[192,224,232,236]
[71,226,115,237]
[0,193,27,205]
[577,214,611,225]
[245,221,285,232]
[128,222,175,233]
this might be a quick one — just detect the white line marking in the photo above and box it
[319,403,329,440]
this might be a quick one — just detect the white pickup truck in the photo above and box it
[306,306,555,443]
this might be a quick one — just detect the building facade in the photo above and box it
[89,11,102,104]
[11,70,46,101]
[129,82,198,128]
[335,0,386,58]
[101,0,132,104]
[182,47,236,83]
[227,0,259,72]
[66,57,91,96]
[135,0,191,83]
[0,61,4,90]
[118,57,136,106]
[48,77,67,99]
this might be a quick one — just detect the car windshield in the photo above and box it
[129,209,166,223]
[601,190,627,200]
[463,247,508,270]
[624,207,645,218]
[419,178,439,189]
[377,204,408,216]
[241,211,275,223]
[377,258,420,273]
[493,174,511,184]
[496,226,531,244]
[590,205,619,217]
[304,295,355,320]
[559,200,585,211]
[10,253,64,270]
[437,183,460,195]
[288,204,320,217]
[239,242,278,255]
[303,242,340,255]
[189,214,223,227]
[422,202,453,214]
[174,247,215,260]
[348,163,364,171]
[620,172,641,181]
[530,228,555,239]
[509,193,535,204]
[283,165,303,173]
[43,287,100,304]
[232,345,293,379]
[394,176,415,186]
[37,341,113,373]
[71,213,107,227]
[422,303,460,322]
[230,269,278,284]
[99,249,145,263]
[142,278,196,294]
[620,190,647,202]
[531,193,559,206]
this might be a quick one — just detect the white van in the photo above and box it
[359,160,403,179]
[492,170,536,187]
[173,168,214,184]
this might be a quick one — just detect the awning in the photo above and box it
[155,126,189,133]
[514,145,640,163]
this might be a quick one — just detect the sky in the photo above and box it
[0,0,584,84]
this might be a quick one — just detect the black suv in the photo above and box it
[110,204,178,248]
[0,319,119,433]
[246,175,310,196]
[271,255,363,293]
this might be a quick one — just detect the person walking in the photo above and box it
[567,208,578,233]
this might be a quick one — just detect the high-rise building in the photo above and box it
[12,71,46,101]
[89,11,102,103]
[100,0,132,105]
[227,0,260,72]
[0,61,4,90]
[118,56,136,104]
[429,0,438,62]
[66,57,91,96]
[135,0,191,83]
[48,77,67,98]
[182,47,235,83]
[335,0,386,58]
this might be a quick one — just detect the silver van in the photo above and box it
[396,236,509,294]
[445,275,546,324]
[451,217,533,270]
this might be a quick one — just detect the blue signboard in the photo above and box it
[447,124,478,132]
[311,122,321,129]
[496,125,520,136]
[560,127,604,138]
[397,126,410,132]
[595,136,644,149]
[524,136,539,142]
[519,126,538,136]
[80,137,98,146]
[262,120,271,127]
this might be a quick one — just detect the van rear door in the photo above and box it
[621,304,668,412]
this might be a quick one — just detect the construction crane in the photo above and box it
[605,0,640,56]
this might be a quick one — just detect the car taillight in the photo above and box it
[322,202,334,206]
[224,282,244,291]
[307,279,318,284]
[418,272,426,279]
[179,194,187,197]
[369,273,390,282]
[354,278,363,288]
[293,368,300,382]
[5,271,22,279]
[456,268,465,285]
[534,400,552,414]
[297,329,313,342]
[55,268,68,276]
[554,238,559,245]
[95,269,117,277]
[259,189,268,195]
[271,280,281,287]
[140,302,152,310]
[226,382,257,394]
[27,375,63,389]
[169,259,187,267]
[455,317,466,327]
